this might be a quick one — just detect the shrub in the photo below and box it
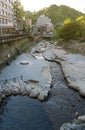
[58,21,85,40]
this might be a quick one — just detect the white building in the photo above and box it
[36,14,54,34]
[36,14,51,27]
[0,0,19,35]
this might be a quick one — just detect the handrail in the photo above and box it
[0,34,28,43]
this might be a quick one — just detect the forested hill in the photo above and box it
[30,4,83,24]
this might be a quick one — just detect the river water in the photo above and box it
[0,96,54,130]
[0,52,85,130]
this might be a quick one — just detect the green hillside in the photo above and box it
[30,4,83,24]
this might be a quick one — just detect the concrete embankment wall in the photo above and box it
[0,37,35,71]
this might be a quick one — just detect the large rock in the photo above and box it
[60,123,85,130]
[38,90,48,101]
[60,54,85,97]
[0,78,51,101]
[78,115,85,123]
[29,88,40,98]
[60,115,85,130]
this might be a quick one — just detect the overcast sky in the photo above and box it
[20,0,85,13]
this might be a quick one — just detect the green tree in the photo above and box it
[13,1,26,20]
[76,16,85,37]
[64,19,71,24]
[58,21,83,40]
[76,15,85,23]
[13,1,26,33]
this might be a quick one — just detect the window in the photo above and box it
[1,10,4,15]
[1,2,4,7]
[6,19,8,24]
[2,18,4,24]
[5,4,7,9]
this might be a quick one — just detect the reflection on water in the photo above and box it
[0,96,54,130]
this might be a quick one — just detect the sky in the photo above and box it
[20,0,85,13]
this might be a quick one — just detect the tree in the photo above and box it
[76,16,85,37]
[13,1,26,33]
[58,22,83,40]
[64,19,71,24]
[13,1,26,20]
[76,15,85,23]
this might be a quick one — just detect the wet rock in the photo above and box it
[60,115,85,130]
[60,123,85,130]
[43,50,56,61]
[50,45,85,98]
[78,115,85,123]
[27,79,39,84]
[0,78,51,101]
[1,94,6,99]
[75,112,80,118]
[29,88,40,98]
[25,85,31,95]
[38,91,48,101]
[31,41,46,53]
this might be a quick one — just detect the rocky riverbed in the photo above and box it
[0,40,85,130]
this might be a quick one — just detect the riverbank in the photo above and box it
[0,38,36,71]
[56,39,85,56]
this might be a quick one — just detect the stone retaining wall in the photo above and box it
[0,38,35,71]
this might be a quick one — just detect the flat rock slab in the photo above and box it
[29,41,85,129]
[31,41,85,97]
[60,54,85,97]
[60,123,85,130]
[0,43,52,101]
[1,41,85,101]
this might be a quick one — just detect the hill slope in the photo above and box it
[30,4,83,24]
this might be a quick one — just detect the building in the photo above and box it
[0,0,19,35]
[26,18,32,26]
[36,14,51,27]
[36,14,54,34]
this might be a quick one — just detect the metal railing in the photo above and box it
[0,34,28,43]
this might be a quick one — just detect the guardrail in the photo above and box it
[0,34,29,43]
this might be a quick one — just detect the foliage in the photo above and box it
[58,19,85,40]
[76,15,85,24]
[31,4,83,24]
[64,19,71,24]
[13,1,26,20]
[25,11,32,19]
[26,4,85,41]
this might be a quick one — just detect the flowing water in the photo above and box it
[0,96,54,130]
